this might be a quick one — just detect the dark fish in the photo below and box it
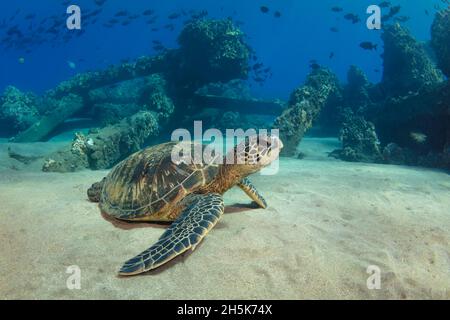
[330,27,339,33]
[379,1,391,8]
[274,11,282,18]
[109,19,119,24]
[331,7,343,13]
[25,14,36,20]
[114,10,128,17]
[344,13,361,24]
[143,9,154,16]
[360,41,378,50]
[389,5,401,17]
[260,6,269,13]
[374,69,380,73]
[425,10,429,16]
[95,0,107,6]
[151,27,159,32]
[329,52,335,59]
[253,63,263,70]
[168,13,180,20]
[121,20,131,26]
[152,40,162,45]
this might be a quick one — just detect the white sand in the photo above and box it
[0,137,449,299]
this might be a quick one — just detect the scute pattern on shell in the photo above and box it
[99,142,220,221]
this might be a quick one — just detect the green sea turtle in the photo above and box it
[88,134,283,276]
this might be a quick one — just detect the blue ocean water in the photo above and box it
[0,0,442,99]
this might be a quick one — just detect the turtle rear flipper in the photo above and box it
[237,178,267,209]
[119,193,224,276]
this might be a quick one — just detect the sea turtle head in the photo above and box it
[230,133,283,175]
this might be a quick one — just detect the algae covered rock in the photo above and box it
[381,24,443,96]
[172,19,250,92]
[42,111,159,172]
[273,68,341,156]
[330,111,382,163]
[431,8,450,77]
[0,86,39,134]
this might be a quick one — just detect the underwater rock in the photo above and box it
[12,94,84,143]
[344,66,374,114]
[273,68,341,156]
[381,24,443,96]
[0,86,39,135]
[171,19,250,95]
[431,8,450,77]
[42,111,159,172]
[90,102,142,126]
[330,110,382,163]
[47,55,168,99]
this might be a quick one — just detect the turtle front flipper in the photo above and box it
[237,178,267,209]
[119,193,224,276]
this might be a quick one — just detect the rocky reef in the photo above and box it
[0,86,39,135]
[329,12,450,170]
[274,68,341,156]
[381,23,443,97]
[330,110,382,163]
[42,111,159,172]
[172,19,250,95]
[431,8,450,78]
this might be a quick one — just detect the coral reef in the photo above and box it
[42,111,159,172]
[88,74,174,126]
[381,24,443,96]
[273,68,341,156]
[0,86,39,135]
[171,19,250,95]
[431,8,450,77]
[330,111,382,163]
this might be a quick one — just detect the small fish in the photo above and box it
[331,7,343,13]
[114,10,128,17]
[260,6,269,14]
[410,132,427,144]
[344,13,361,24]
[168,13,180,20]
[67,61,76,69]
[329,52,335,59]
[389,5,401,17]
[274,11,282,18]
[360,41,378,51]
[374,68,380,73]
[143,10,154,16]
[379,1,391,8]
[253,63,263,70]
[330,27,339,33]
[18,57,25,64]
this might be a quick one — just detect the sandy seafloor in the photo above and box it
[0,136,449,300]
